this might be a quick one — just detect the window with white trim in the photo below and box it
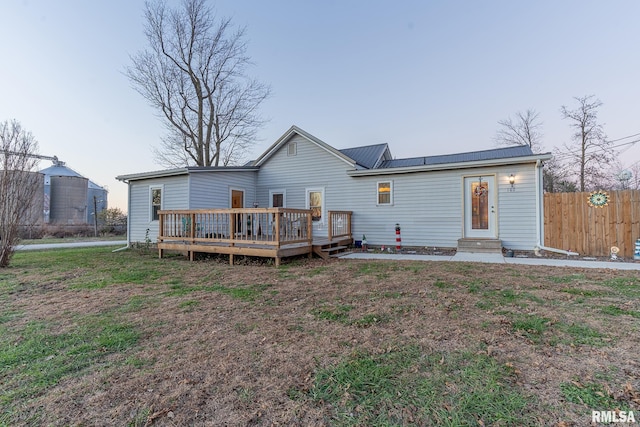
[150,186,162,221]
[377,181,393,205]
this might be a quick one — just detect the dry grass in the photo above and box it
[1,248,639,426]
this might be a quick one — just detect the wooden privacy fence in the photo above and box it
[544,190,640,257]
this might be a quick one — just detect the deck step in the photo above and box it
[312,238,353,260]
[322,245,348,253]
[457,238,502,254]
[330,251,352,258]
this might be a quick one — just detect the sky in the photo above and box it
[1,0,639,211]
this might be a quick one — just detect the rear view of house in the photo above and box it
[117,126,551,263]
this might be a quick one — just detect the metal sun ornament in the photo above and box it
[587,190,609,208]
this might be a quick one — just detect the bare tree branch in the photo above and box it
[557,95,616,192]
[494,109,544,153]
[126,0,270,167]
[0,120,40,267]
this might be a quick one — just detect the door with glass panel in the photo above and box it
[306,188,325,237]
[464,176,496,238]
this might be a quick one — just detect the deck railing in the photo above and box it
[328,210,352,240]
[158,208,313,247]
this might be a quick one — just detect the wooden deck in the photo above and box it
[157,208,352,266]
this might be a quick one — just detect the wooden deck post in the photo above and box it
[190,212,196,242]
[275,211,281,247]
[158,212,164,258]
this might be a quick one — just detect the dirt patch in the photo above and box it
[3,251,639,426]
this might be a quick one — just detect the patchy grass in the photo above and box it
[309,346,534,426]
[0,247,638,425]
[0,314,139,407]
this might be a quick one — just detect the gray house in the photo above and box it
[116,126,552,254]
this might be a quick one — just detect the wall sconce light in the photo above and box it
[508,174,515,191]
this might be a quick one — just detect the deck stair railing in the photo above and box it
[328,210,352,240]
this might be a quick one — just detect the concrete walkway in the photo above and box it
[15,241,127,251]
[342,251,640,270]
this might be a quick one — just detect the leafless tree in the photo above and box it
[0,120,41,267]
[127,0,270,168]
[557,95,616,192]
[494,109,572,192]
[494,109,544,153]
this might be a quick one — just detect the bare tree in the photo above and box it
[557,95,616,192]
[127,0,270,168]
[0,120,41,267]
[494,109,573,193]
[494,109,544,153]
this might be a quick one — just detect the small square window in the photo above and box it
[287,142,297,156]
[377,181,392,205]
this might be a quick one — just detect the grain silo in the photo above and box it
[40,163,107,225]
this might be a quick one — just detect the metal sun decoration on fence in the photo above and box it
[587,190,609,208]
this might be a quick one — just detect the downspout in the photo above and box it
[533,159,579,257]
[112,179,131,253]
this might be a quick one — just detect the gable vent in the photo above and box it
[287,142,297,156]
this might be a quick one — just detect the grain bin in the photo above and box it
[40,164,91,225]
[49,175,88,224]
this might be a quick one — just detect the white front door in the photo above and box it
[464,176,496,238]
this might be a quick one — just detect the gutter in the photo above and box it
[534,159,579,257]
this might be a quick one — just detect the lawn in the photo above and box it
[0,248,638,426]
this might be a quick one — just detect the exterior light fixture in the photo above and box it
[508,174,515,191]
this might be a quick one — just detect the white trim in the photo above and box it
[269,189,286,208]
[376,180,393,206]
[306,187,325,224]
[229,187,245,208]
[149,185,164,222]
[347,154,553,177]
[254,126,356,167]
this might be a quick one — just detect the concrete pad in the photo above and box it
[341,251,640,270]
[450,252,505,263]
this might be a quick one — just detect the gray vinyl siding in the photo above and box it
[188,171,257,209]
[347,165,539,250]
[128,176,188,243]
[256,134,354,233]
[255,134,540,249]
[495,163,539,250]
[345,171,462,249]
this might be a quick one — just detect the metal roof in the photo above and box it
[339,143,389,169]
[378,145,535,169]
[116,165,259,182]
[40,165,84,178]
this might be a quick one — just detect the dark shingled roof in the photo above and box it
[378,145,535,169]
[339,143,389,169]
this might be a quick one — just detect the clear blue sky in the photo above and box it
[1,0,639,211]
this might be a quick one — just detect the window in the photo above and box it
[308,190,322,221]
[272,193,284,208]
[377,181,393,205]
[150,186,162,221]
[287,141,297,156]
